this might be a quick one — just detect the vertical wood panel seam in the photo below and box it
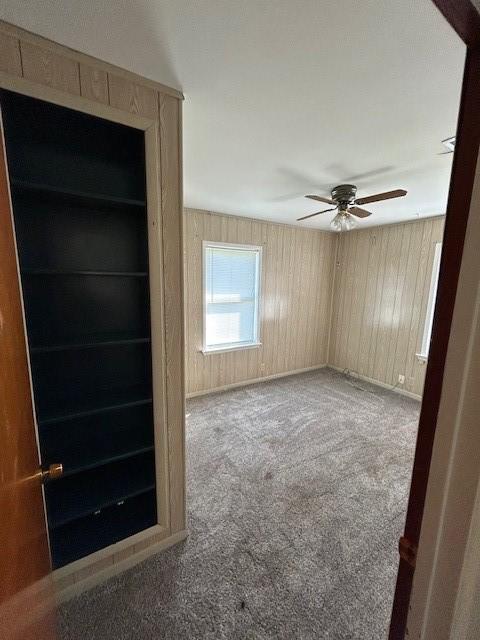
[355,232,372,374]
[106,71,111,106]
[74,60,81,95]
[390,225,412,386]
[365,232,382,376]
[403,222,425,388]
[383,226,403,383]
[17,36,24,77]
[370,227,390,377]
[393,224,414,384]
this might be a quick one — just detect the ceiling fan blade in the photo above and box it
[349,206,372,218]
[305,194,335,205]
[355,189,407,205]
[297,207,336,221]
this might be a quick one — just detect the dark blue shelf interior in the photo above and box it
[1,89,157,569]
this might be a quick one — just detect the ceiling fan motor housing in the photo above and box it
[331,183,357,205]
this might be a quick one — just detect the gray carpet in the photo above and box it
[58,368,420,639]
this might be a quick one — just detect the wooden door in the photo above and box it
[0,115,57,639]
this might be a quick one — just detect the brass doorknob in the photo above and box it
[37,463,63,483]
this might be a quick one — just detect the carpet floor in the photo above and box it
[58,368,420,639]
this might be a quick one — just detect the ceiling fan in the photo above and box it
[297,184,407,231]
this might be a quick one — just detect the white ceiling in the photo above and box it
[1,1,465,229]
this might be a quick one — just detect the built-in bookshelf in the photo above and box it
[1,89,157,568]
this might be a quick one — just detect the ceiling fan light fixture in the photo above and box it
[298,183,407,226]
[330,212,356,232]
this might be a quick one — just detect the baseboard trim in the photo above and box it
[54,529,188,603]
[328,366,422,401]
[186,364,328,398]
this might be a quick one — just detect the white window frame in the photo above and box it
[417,242,442,361]
[202,241,262,354]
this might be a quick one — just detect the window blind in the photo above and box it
[204,244,261,350]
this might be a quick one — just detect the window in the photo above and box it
[203,242,262,353]
[419,242,442,360]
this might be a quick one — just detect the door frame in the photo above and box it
[389,1,480,637]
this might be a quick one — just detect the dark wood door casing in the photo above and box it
[389,1,480,635]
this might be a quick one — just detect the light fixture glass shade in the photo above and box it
[345,215,356,231]
[330,212,356,232]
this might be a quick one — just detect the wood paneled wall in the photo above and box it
[184,209,336,395]
[184,211,444,398]
[329,217,445,397]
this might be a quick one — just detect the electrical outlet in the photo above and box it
[398,374,405,385]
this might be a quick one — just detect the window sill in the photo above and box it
[416,353,428,363]
[201,342,262,355]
